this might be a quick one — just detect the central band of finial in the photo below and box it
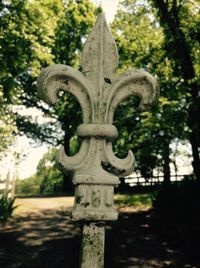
[76,124,118,140]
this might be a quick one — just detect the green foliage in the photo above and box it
[0,0,63,149]
[112,0,198,180]
[115,193,152,207]
[0,109,16,158]
[0,0,97,149]
[0,0,62,100]
[16,143,82,196]
[53,0,97,67]
[152,177,200,259]
[150,0,200,179]
[36,148,63,194]
[0,192,17,224]
[15,176,41,196]
[1,0,199,184]
[112,0,164,72]
[16,148,64,195]
[111,1,166,178]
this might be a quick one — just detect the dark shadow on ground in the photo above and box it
[0,209,81,268]
[105,210,199,268]
[0,208,199,268]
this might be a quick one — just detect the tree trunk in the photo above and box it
[63,131,74,193]
[154,0,200,180]
[119,177,126,192]
[189,130,200,180]
[163,141,171,185]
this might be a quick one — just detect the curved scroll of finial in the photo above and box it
[37,64,95,175]
[105,69,159,124]
[104,141,135,177]
[82,13,118,91]
[102,69,158,177]
[37,64,94,123]
[56,140,92,172]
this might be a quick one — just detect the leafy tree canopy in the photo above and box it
[112,0,197,179]
[0,0,98,149]
[1,0,199,183]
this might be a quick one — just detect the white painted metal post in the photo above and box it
[80,223,105,268]
[5,171,10,193]
[37,12,158,268]
[11,174,16,199]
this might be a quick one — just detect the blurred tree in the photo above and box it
[0,0,97,145]
[0,0,98,190]
[151,0,200,180]
[34,148,64,194]
[0,0,63,145]
[16,146,79,195]
[16,148,64,195]
[0,98,16,157]
[2,0,198,189]
[15,176,41,196]
[112,0,188,182]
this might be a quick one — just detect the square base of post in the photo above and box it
[72,184,118,221]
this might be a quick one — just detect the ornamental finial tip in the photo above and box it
[96,11,107,24]
[82,9,118,85]
[37,7,159,223]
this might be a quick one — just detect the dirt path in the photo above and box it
[0,197,197,268]
[14,197,74,214]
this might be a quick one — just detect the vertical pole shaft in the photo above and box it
[80,222,105,268]
[11,175,16,199]
[5,171,10,193]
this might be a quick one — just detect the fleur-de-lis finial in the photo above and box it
[37,13,158,221]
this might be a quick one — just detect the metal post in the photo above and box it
[81,223,105,268]
[37,12,158,268]
[5,170,10,193]
[11,174,16,199]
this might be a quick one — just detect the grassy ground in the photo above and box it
[115,193,152,208]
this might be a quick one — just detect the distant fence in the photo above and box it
[125,174,189,188]
[0,172,16,198]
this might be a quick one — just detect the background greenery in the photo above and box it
[1,2,199,262]
[0,0,199,192]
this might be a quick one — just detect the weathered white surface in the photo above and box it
[80,223,105,268]
[37,12,158,222]
[37,12,159,268]
[72,184,117,221]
